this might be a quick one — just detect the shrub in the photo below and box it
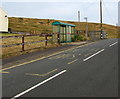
[71,37,76,42]
[75,35,86,41]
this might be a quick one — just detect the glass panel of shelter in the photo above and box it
[52,25,58,43]
[52,23,76,43]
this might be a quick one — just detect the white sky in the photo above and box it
[1,0,120,2]
[0,0,119,26]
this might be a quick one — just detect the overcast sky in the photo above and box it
[0,0,119,26]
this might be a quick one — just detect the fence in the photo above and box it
[1,33,62,55]
[1,31,105,56]
[88,31,107,41]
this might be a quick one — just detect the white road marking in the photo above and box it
[109,42,118,47]
[73,54,75,58]
[79,54,81,56]
[11,70,67,99]
[83,49,104,61]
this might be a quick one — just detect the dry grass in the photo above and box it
[2,36,53,58]
[9,17,53,34]
[1,17,119,59]
[9,17,119,38]
[0,33,22,36]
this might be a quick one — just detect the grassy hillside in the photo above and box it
[8,17,120,38]
[1,17,119,58]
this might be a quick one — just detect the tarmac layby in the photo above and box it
[1,38,118,98]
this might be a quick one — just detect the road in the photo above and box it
[1,38,118,98]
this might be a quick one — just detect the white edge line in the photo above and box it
[109,42,118,47]
[11,70,67,99]
[83,49,104,61]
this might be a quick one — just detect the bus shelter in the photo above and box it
[52,21,76,43]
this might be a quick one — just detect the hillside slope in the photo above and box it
[8,17,119,38]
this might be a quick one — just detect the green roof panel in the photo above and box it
[52,21,76,27]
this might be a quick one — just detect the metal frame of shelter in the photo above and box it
[52,21,76,43]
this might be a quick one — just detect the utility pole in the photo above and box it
[84,17,88,38]
[78,11,80,22]
[100,0,103,39]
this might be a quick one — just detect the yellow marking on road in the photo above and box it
[89,48,100,52]
[68,59,78,65]
[89,49,95,51]
[26,69,58,77]
[0,42,95,71]
[49,54,75,60]
[0,57,46,71]
[95,49,99,52]
[84,53,92,57]
[66,54,75,59]
[0,71,10,74]
[48,54,66,59]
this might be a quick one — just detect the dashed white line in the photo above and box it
[83,49,104,61]
[109,42,118,47]
[11,70,67,99]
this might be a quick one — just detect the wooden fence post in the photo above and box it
[22,35,24,51]
[58,33,60,45]
[45,35,47,47]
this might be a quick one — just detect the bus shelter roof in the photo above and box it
[52,21,76,27]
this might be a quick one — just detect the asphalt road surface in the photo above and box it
[1,38,118,98]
